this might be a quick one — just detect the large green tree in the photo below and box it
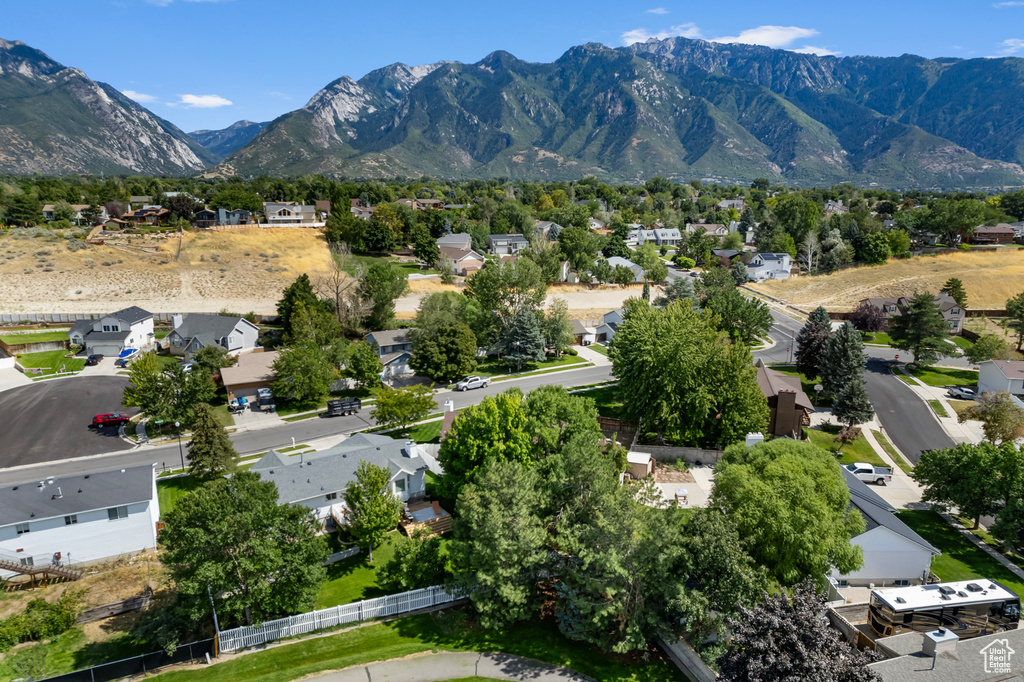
[557,224,600,275]
[371,384,435,433]
[277,274,322,334]
[889,293,948,366]
[820,323,874,426]
[521,385,601,460]
[539,298,575,356]
[702,286,773,345]
[501,307,546,371]
[346,340,382,389]
[794,306,833,380]
[959,391,1024,445]
[343,461,404,562]
[927,198,985,246]
[358,263,409,330]
[712,440,865,584]
[610,299,768,447]
[160,472,327,626]
[465,258,546,341]
[271,341,334,405]
[187,403,238,477]
[940,277,968,307]
[409,321,478,383]
[912,443,1009,528]
[1007,290,1024,351]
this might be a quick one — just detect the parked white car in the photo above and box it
[845,462,892,486]
[947,386,977,400]
[456,375,491,391]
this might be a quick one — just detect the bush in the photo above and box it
[376,530,449,593]
[674,255,696,269]
[0,596,80,652]
[563,347,578,356]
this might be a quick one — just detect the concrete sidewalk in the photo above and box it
[311,652,590,682]
[573,344,611,367]
[893,365,984,444]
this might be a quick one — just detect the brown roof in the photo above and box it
[754,359,814,411]
[988,359,1024,379]
[314,200,331,212]
[439,246,480,262]
[220,351,279,388]
[975,223,1015,234]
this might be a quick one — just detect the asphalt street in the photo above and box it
[864,358,956,462]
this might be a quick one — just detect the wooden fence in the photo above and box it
[217,584,464,652]
[77,588,153,624]
[0,338,69,355]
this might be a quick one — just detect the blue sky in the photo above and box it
[5,0,1023,132]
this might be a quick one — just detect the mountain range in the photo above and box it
[2,36,1024,188]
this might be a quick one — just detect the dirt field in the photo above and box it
[751,250,1024,310]
[0,228,334,315]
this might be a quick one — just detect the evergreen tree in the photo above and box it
[832,378,875,427]
[276,274,321,334]
[501,307,546,371]
[820,322,869,400]
[642,280,650,301]
[889,293,948,366]
[940,277,968,307]
[187,403,238,477]
[794,306,832,380]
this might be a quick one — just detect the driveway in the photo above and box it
[310,652,589,682]
[0,375,136,469]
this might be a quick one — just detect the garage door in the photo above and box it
[89,343,122,357]
[230,386,261,401]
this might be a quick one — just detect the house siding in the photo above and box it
[830,526,934,586]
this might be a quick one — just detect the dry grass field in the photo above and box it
[0,228,334,315]
[751,250,1024,310]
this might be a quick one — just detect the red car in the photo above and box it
[91,413,131,428]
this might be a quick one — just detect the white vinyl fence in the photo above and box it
[218,585,464,652]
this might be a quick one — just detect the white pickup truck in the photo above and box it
[845,462,893,486]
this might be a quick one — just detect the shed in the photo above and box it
[626,451,653,479]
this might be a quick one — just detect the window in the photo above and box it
[15,523,29,535]
[894,580,910,586]
[103,324,111,332]
[64,515,77,525]
[325,492,337,501]
[395,478,406,492]
[107,506,128,521]
[20,557,33,567]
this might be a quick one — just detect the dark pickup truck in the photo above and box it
[325,398,361,417]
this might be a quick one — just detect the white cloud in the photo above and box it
[646,7,669,14]
[168,94,233,108]
[1000,38,1024,53]
[993,1,1024,7]
[621,22,701,45]
[711,25,819,48]
[791,45,841,56]
[122,90,157,102]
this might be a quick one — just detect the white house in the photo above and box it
[165,313,260,361]
[365,329,415,377]
[0,464,160,576]
[596,308,625,342]
[978,360,1024,398]
[831,467,940,588]
[488,234,530,255]
[747,252,792,281]
[570,319,597,345]
[605,256,644,283]
[588,216,606,231]
[263,202,320,225]
[535,221,564,240]
[68,306,155,357]
[436,233,472,251]
[250,433,428,525]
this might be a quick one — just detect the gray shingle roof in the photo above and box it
[108,306,153,324]
[0,464,154,527]
[841,467,939,554]
[251,433,427,504]
[171,313,251,349]
[365,329,412,348]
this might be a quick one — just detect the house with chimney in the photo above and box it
[858,292,965,333]
[755,359,813,437]
[68,306,155,357]
[165,313,260,361]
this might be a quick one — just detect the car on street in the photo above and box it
[90,413,131,428]
[947,386,977,400]
[456,375,491,391]
[85,354,103,366]
[845,462,892,486]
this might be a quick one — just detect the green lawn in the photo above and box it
[17,349,85,375]
[315,533,398,608]
[907,365,978,387]
[588,343,610,357]
[571,384,622,419]
[155,353,182,369]
[927,400,950,418]
[209,403,235,428]
[899,510,1024,596]
[156,475,204,518]
[805,429,887,467]
[951,336,974,352]
[152,612,684,682]
[154,330,170,340]
[0,627,145,681]
[0,330,70,344]
[872,430,913,474]
[862,331,894,346]
[405,419,443,444]
[767,364,831,407]
[475,354,587,377]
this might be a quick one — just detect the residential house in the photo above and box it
[596,308,625,342]
[436,233,472,250]
[439,246,485,276]
[978,360,1024,398]
[575,198,608,212]
[970,223,1016,245]
[128,195,152,208]
[488,234,529,255]
[755,359,813,437]
[717,199,747,212]
[1011,221,1024,241]
[730,220,756,244]
[653,227,681,246]
[42,204,107,226]
[869,627,1024,681]
[859,293,965,334]
[832,467,940,587]
[570,319,596,345]
[220,350,279,402]
[165,313,260,361]
[825,199,850,217]
[605,256,644,283]
[314,200,331,217]
[100,218,131,231]
[350,205,375,221]
[712,248,743,267]
[68,306,154,357]
[685,223,729,242]
[263,202,318,225]
[747,252,793,281]
[365,329,414,377]
[122,206,170,227]
[535,221,564,239]
[415,198,443,211]
[250,433,428,525]
[0,464,160,575]
[193,207,253,228]
[588,216,607,231]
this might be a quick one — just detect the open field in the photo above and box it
[0,228,334,316]
[750,250,1024,309]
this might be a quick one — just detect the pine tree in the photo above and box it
[820,322,868,400]
[889,293,948,366]
[642,280,650,301]
[794,306,832,379]
[187,403,238,477]
[501,307,546,371]
[940,277,967,307]
[832,378,875,427]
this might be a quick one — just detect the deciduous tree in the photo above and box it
[1007,290,1024,351]
[358,263,409,331]
[912,443,1006,528]
[346,340,382,389]
[959,391,1024,445]
[271,341,334,405]
[848,302,887,336]
[539,298,575,356]
[409,321,478,383]
[343,461,403,562]
[965,334,1012,364]
[371,384,435,433]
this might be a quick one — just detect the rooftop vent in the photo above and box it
[12,486,17,491]
[938,586,956,596]
[966,583,983,592]
[958,591,968,598]
[940,594,951,601]
[896,597,906,604]
[84,475,89,479]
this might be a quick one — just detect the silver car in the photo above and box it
[947,386,977,400]
[456,376,490,391]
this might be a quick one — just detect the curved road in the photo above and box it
[308,652,588,682]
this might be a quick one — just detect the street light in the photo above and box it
[175,420,185,472]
